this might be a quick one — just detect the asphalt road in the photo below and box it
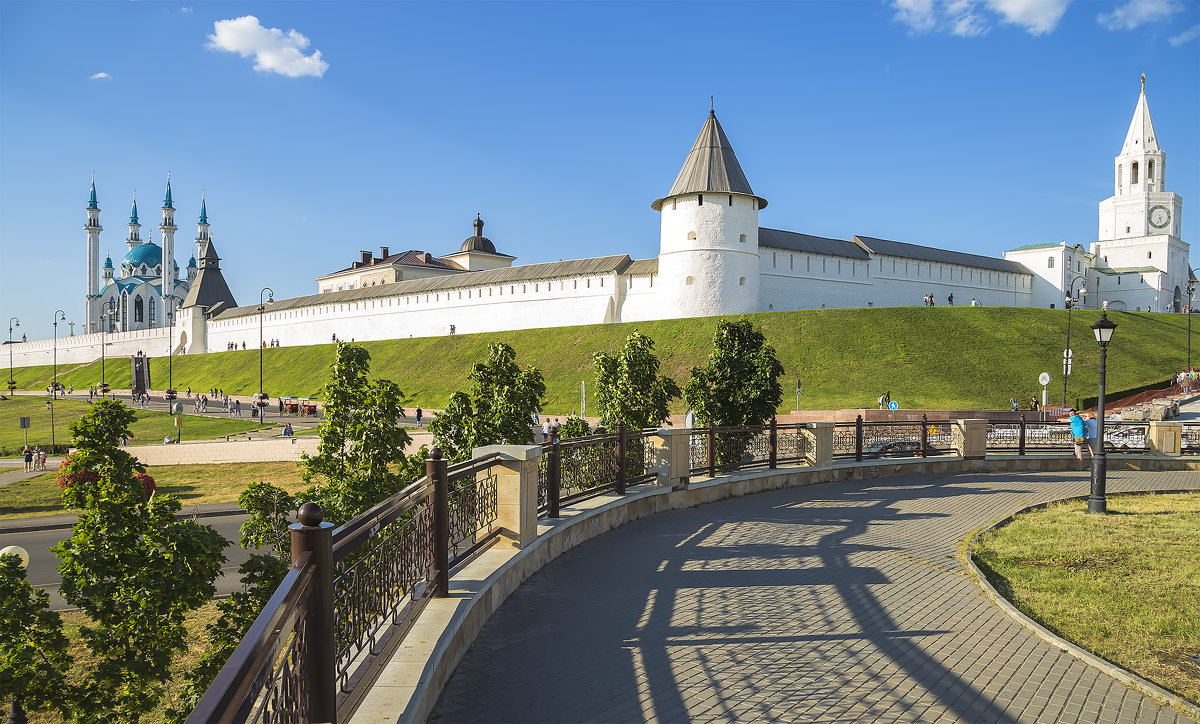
[3,512,253,610]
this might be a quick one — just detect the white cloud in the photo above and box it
[180,6,193,13]
[1169,22,1200,44]
[985,0,1071,34]
[890,0,1071,36]
[90,72,111,80]
[207,15,328,78]
[1097,0,1183,30]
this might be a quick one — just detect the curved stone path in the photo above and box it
[431,469,1200,723]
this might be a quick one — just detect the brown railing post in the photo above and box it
[427,447,450,598]
[1018,414,1026,456]
[768,415,778,469]
[547,438,561,518]
[289,502,336,723]
[920,414,929,458]
[855,415,863,462]
[615,422,627,495]
[707,420,716,478]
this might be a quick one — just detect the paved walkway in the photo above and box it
[432,469,1200,723]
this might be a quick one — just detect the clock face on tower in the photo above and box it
[1149,205,1171,230]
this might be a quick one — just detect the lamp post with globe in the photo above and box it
[99,299,115,398]
[1187,268,1198,373]
[51,309,66,453]
[1089,311,1118,514]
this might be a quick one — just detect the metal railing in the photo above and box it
[685,418,811,478]
[832,415,958,461]
[538,424,658,517]
[190,449,503,723]
[984,415,1150,455]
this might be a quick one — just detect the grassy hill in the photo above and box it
[11,307,1189,413]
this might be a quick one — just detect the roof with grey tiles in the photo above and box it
[652,111,766,211]
[854,235,1031,274]
[759,228,871,260]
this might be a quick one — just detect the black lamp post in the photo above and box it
[1062,276,1088,407]
[99,299,114,397]
[257,287,274,419]
[51,310,65,453]
[1187,268,1197,372]
[7,317,18,395]
[164,295,176,403]
[1089,311,1117,515]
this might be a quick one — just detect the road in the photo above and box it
[3,512,253,610]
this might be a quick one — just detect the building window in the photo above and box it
[149,297,155,322]
[1148,159,1155,181]
[1047,257,1055,269]
[1117,165,1123,192]
[134,296,143,323]
[685,276,694,286]
[1148,251,1152,259]
[739,277,746,286]
[740,234,747,243]
[698,194,703,205]
[1131,162,1139,184]
[687,231,697,240]
[772,252,776,268]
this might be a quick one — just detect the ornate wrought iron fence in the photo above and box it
[834,417,957,460]
[1185,425,1200,455]
[1103,421,1148,453]
[189,449,503,724]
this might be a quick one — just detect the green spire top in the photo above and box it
[198,193,207,224]
[88,175,99,210]
[162,173,174,209]
[130,194,139,224]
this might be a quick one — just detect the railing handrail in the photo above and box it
[188,551,315,723]
[332,476,433,561]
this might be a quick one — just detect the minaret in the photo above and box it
[652,110,767,318]
[159,174,177,328]
[195,193,211,261]
[84,176,102,328]
[126,193,142,250]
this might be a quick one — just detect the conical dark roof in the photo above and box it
[652,111,766,210]
[181,240,237,310]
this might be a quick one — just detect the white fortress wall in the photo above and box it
[867,255,1033,307]
[615,270,666,324]
[206,272,626,351]
[6,326,170,370]
[757,250,872,310]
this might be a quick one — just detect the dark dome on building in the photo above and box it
[460,214,497,254]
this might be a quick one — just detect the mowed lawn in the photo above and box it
[0,396,274,456]
[972,492,1200,704]
[0,461,308,518]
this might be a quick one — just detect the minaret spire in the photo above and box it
[160,173,178,329]
[126,192,142,249]
[84,176,103,329]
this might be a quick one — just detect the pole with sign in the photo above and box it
[20,416,30,446]
[1039,372,1051,421]
[795,378,802,414]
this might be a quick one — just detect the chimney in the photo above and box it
[360,250,372,265]
[380,246,389,259]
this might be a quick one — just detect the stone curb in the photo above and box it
[963,490,1200,721]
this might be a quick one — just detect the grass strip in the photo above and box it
[0,461,308,519]
[972,492,1200,704]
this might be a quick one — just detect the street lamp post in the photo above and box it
[52,310,66,453]
[7,317,18,395]
[99,299,115,397]
[257,287,274,420]
[1062,276,1088,407]
[164,295,176,405]
[1089,311,1117,514]
[1187,268,1198,373]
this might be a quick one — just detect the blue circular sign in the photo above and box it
[888,400,898,410]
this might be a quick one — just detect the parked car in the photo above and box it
[861,440,948,458]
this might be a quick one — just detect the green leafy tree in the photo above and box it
[684,318,784,468]
[0,554,71,718]
[557,414,592,439]
[50,399,227,721]
[430,342,547,461]
[593,331,681,431]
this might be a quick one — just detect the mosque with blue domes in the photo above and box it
[84,175,237,338]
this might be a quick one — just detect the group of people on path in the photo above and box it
[922,293,953,307]
[1063,408,1100,471]
[21,445,48,472]
[1177,369,1197,393]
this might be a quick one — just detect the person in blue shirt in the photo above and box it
[1062,408,1090,470]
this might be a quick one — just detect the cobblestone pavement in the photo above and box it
[431,469,1200,723]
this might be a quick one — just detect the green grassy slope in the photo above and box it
[13,307,1188,413]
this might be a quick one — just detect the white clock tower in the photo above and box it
[1092,75,1188,311]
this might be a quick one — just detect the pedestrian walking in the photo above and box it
[415,406,423,426]
[1061,408,1091,471]
[947,293,954,306]
[23,445,33,472]
[923,294,929,307]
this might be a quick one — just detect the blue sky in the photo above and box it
[1,0,1197,341]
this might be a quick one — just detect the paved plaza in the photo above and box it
[432,469,1200,723]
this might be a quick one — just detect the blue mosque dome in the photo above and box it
[103,255,113,268]
[121,242,177,276]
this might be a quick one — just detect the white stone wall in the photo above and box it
[5,326,170,369]
[657,193,760,318]
[863,255,1032,308]
[206,273,630,351]
[757,251,871,310]
[615,272,663,323]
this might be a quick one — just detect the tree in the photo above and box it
[684,318,784,468]
[593,331,680,431]
[50,399,227,720]
[0,553,71,719]
[430,342,546,461]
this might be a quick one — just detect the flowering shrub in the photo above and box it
[56,454,99,493]
[134,473,156,500]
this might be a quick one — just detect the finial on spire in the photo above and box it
[88,175,99,209]
[1141,73,1145,93]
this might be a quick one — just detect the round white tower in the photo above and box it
[653,111,766,318]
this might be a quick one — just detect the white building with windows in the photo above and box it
[3,78,1188,369]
